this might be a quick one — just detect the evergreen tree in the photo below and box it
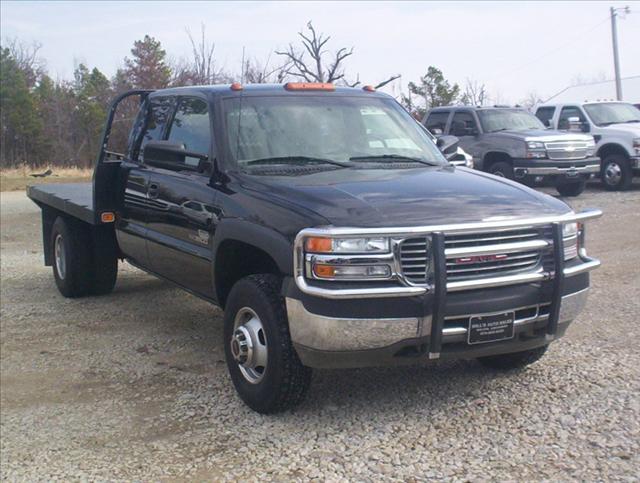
[0,48,43,167]
[404,66,460,118]
[124,35,171,89]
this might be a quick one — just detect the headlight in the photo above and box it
[586,138,596,156]
[305,236,389,253]
[633,138,640,154]
[304,236,395,281]
[526,141,546,159]
[562,222,579,260]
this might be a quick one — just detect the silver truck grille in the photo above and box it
[400,228,550,286]
[399,238,430,284]
[544,141,589,160]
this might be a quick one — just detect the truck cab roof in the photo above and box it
[147,83,392,100]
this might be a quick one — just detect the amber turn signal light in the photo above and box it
[101,212,116,223]
[305,237,332,253]
[312,264,336,278]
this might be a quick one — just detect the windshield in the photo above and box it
[477,109,545,133]
[223,95,446,168]
[583,103,640,126]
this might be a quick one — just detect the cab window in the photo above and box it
[425,111,449,134]
[558,106,586,130]
[137,97,174,160]
[167,98,211,156]
[535,106,555,127]
[450,111,479,136]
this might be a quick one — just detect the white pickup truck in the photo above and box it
[535,101,640,190]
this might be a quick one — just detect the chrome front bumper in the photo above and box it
[287,287,590,353]
[522,164,600,176]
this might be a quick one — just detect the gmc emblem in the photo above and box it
[456,254,509,264]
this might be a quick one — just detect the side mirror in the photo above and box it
[566,116,588,134]
[143,140,211,173]
[437,135,460,158]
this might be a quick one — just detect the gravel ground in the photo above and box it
[1,182,639,481]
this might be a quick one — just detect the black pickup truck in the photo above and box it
[28,83,602,413]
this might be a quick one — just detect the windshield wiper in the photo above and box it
[624,119,640,123]
[246,156,350,168]
[488,128,510,133]
[349,154,439,166]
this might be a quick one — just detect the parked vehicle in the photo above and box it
[535,101,640,190]
[424,106,600,196]
[28,84,601,413]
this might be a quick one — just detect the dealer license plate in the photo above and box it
[468,312,515,345]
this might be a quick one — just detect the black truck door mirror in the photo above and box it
[143,140,211,173]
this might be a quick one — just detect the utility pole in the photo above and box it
[610,6,630,101]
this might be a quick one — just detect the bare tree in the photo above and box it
[174,24,230,85]
[520,91,543,110]
[461,78,489,106]
[4,37,45,87]
[242,53,289,84]
[276,22,354,83]
[375,75,401,89]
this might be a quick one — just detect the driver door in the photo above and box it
[449,110,481,159]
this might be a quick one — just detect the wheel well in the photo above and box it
[483,152,512,171]
[597,143,628,160]
[215,240,281,308]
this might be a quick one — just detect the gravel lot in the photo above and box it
[1,182,639,481]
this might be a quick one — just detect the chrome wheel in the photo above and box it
[230,307,268,384]
[54,234,66,280]
[604,162,622,186]
[493,170,506,177]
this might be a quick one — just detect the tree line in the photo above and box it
[1,22,495,169]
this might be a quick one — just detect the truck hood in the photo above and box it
[491,129,593,143]
[598,122,640,137]
[246,166,571,228]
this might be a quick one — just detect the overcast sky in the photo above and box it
[1,1,639,103]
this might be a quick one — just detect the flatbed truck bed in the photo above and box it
[27,183,95,225]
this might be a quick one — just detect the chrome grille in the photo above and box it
[399,237,429,284]
[445,228,546,282]
[544,141,589,160]
[399,228,552,286]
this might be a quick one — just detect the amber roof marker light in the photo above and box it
[363,85,376,92]
[284,82,335,91]
[230,82,243,91]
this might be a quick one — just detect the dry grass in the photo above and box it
[0,166,93,192]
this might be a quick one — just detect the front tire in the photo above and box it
[556,179,586,197]
[223,274,312,414]
[488,161,514,179]
[601,154,632,191]
[478,345,548,370]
